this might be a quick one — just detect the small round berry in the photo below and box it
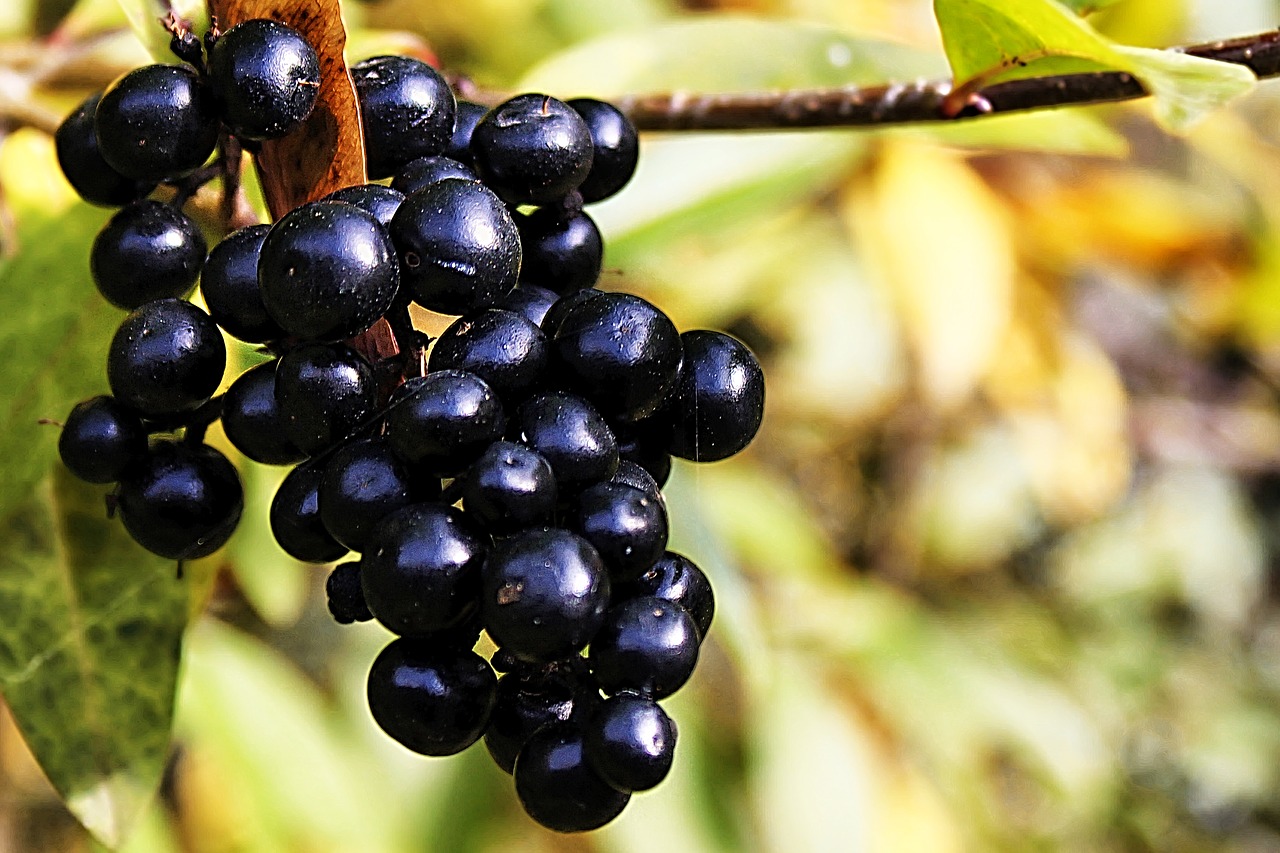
[201,224,283,343]
[481,528,610,664]
[514,392,618,492]
[541,287,603,339]
[384,370,505,476]
[360,503,487,636]
[326,560,372,624]
[269,462,347,563]
[568,98,639,203]
[319,437,423,552]
[610,460,663,507]
[259,201,400,341]
[366,638,496,756]
[91,201,206,310]
[516,208,602,294]
[273,343,376,456]
[95,64,220,181]
[486,659,598,774]
[429,308,548,405]
[351,55,456,179]
[470,94,593,206]
[571,482,668,582]
[221,360,305,465]
[107,299,225,418]
[321,184,405,229]
[588,596,699,699]
[616,552,714,640]
[667,330,765,462]
[55,93,153,207]
[445,100,488,164]
[514,724,630,832]
[116,440,243,560]
[207,19,321,141]
[58,395,147,484]
[496,283,559,328]
[390,155,477,195]
[390,177,520,315]
[461,441,557,536]
[582,693,675,792]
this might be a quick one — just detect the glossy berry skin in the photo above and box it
[116,440,243,560]
[461,441,557,536]
[95,64,220,181]
[269,462,347,563]
[390,155,477,195]
[326,561,372,624]
[91,201,204,310]
[516,208,602,294]
[617,552,714,640]
[361,503,487,636]
[481,528,610,664]
[515,392,618,492]
[385,370,505,476]
[350,56,456,179]
[366,638,496,756]
[552,291,682,423]
[273,343,376,456]
[541,288,603,339]
[390,177,519,315]
[445,100,488,163]
[321,184,404,229]
[582,693,676,792]
[667,331,765,462]
[58,395,147,484]
[610,460,662,507]
[259,202,399,341]
[319,437,423,553]
[107,299,225,418]
[55,94,153,206]
[208,19,320,141]
[571,482,667,582]
[486,659,598,774]
[514,724,630,833]
[221,360,305,465]
[568,98,640,203]
[429,309,548,404]
[470,94,594,206]
[589,597,699,699]
[200,224,283,343]
[496,284,559,328]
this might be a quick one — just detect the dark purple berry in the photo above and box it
[667,330,765,462]
[429,308,548,405]
[514,724,629,832]
[486,659,598,774]
[95,64,220,181]
[496,283,559,328]
[207,19,320,141]
[616,552,714,640]
[221,360,305,465]
[568,98,639,203]
[582,693,675,792]
[55,93,153,206]
[58,395,147,484]
[319,437,424,552]
[269,462,347,563]
[516,208,602,294]
[326,560,373,624]
[201,224,284,343]
[588,596,699,699]
[351,55,456,179]
[384,370,505,476]
[273,343,376,456]
[470,94,593,206]
[390,155,477,195]
[514,392,617,491]
[107,299,225,418]
[571,482,667,582]
[461,441,557,536]
[321,183,405,229]
[445,100,487,164]
[91,201,205,310]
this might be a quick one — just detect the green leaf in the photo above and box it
[934,0,1255,131]
[0,469,194,847]
[1056,0,1126,13]
[113,0,206,62]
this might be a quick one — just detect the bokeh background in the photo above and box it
[4,0,1280,850]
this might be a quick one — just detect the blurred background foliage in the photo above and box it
[3,0,1280,850]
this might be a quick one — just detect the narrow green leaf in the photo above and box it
[113,0,206,62]
[0,469,194,847]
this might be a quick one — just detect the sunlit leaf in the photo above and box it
[113,0,206,63]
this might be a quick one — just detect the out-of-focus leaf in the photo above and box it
[934,0,1254,131]
[1057,0,1126,12]
[0,470,198,847]
[114,0,206,62]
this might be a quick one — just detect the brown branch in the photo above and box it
[619,29,1280,132]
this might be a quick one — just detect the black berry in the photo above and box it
[617,552,714,640]
[514,392,618,492]
[326,560,373,624]
[667,330,765,462]
[351,55,456,179]
[269,462,348,563]
[461,441,557,536]
[321,183,405,229]
[582,693,675,792]
[95,64,220,181]
[201,224,284,343]
[514,724,630,832]
[516,208,602,294]
[58,395,147,484]
[588,596,699,699]
[207,19,321,141]
[384,370,506,476]
[221,360,306,465]
[429,308,548,404]
[318,437,423,552]
[568,98,639,204]
[486,659,598,774]
[55,93,153,206]
[390,155,477,195]
[273,343,376,455]
[571,481,668,582]
[471,94,593,206]
[107,298,225,418]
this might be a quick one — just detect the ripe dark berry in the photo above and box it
[617,552,714,640]
[273,343,376,456]
[445,100,488,164]
[551,291,682,422]
[259,201,399,341]
[516,208,602,294]
[221,360,305,465]
[319,437,424,552]
[486,659,598,774]
[496,283,559,328]
[389,177,520,315]
[95,64,220,181]
[541,287,603,339]
[200,224,283,343]
[461,441,557,536]
[514,392,618,491]
[390,155,477,195]
[514,724,630,832]
[568,98,639,204]
[366,638,496,756]
[667,330,765,462]
[384,370,505,476]
[429,308,548,404]
[571,482,668,581]
[207,19,320,141]
[610,460,663,507]
[350,55,456,179]
[58,395,147,484]
[360,503,487,636]
[588,596,699,699]
[321,184,404,229]
[116,440,243,560]
[326,560,373,624]
[55,93,153,206]
[470,94,593,206]
[107,299,225,418]
[481,528,610,664]
[582,693,675,792]
[269,462,347,563]
[91,201,205,310]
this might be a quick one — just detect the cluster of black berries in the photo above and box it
[54,17,764,833]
